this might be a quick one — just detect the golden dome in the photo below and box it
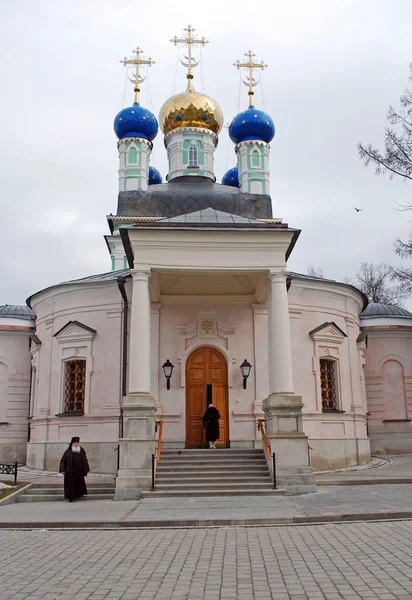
[159,80,223,136]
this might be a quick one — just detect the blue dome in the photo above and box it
[229,105,275,144]
[221,166,239,187]
[148,166,163,185]
[114,103,158,141]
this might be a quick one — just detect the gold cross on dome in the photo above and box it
[170,25,208,88]
[234,50,268,106]
[120,47,155,103]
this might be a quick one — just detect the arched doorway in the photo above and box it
[185,346,229,448]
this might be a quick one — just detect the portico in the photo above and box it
[114,208,316,499]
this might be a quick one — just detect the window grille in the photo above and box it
[64,360,86,413]
[188,145,198,167]
[320,358,338,411]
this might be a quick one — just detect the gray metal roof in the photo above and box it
[60,269,130,285]
[0,304,35,320]
[144,208,283,226]
[360,302,412,319]
[116,176,272,222]
[26,269,131,308]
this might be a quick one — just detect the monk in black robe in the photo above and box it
[59,436,90,502]
[202,403,220,448]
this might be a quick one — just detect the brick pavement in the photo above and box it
[1,522,412,599]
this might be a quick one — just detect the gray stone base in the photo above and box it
[309,437,371,471]
[26,442,117,473]
[114,393,157,500]
[369,427,412,455]
[263,392,317,494]
[0,443,27,465]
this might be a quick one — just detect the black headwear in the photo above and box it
[70,436,80,445]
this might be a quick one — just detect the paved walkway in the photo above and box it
[1,455,412,528]
[1,522,412,599]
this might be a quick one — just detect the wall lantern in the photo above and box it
[240,359,252,389]
[162,359,174,390]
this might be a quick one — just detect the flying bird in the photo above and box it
[354,207,362,212]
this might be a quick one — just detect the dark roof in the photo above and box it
[60,269,130,285]
[0,304,35,320]
[309,321,347,337]
[116,176,272,221]
[26,269,131,307]
[123,208,292,229]
[360,302,412,319]
[54,320,97,337]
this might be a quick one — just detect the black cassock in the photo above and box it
[202,406,220,442]
[59,448,90,500]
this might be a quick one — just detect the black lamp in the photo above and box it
[162,359,174,390]
[240,359,252,389]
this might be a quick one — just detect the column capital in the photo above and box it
[131,268,151,283]
[268,271,288,284]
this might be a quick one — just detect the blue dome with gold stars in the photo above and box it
[114,103,158,141]
[221,166,239,187]
[229,105,275,144]
[149,166,163,185]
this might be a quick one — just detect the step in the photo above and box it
[154,481,274,490]
[157,462,268,469]
[158,460,267,469]
[16,494,114,503]
[160,449,264,455]
[23,481,115,488]
[24,487,115,496]
[156,478,271,486]
[156,471,270,482]
[142,488,285,498]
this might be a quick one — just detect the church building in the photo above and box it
[1,27,412,498]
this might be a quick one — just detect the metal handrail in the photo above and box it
[155,419,164,462]
[256,419,271,460]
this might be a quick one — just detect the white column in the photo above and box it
[268,272,294,395]
[129,269,151,395]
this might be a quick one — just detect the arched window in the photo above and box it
[188,145,198,167]
[252,150,260,167]
[128,146,137,164]
[64,360,86,414]
[320,358,339,411]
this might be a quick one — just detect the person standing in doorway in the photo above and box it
[59,437,90,502]
[203,403,220,448]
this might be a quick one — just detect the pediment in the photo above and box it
[54,320,96,341]
[309,321,347,343]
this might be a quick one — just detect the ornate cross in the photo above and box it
[234,50,268,106]
[170,25,208,88]
[120,47,155,103]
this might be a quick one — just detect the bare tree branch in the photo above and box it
[358,64,412,183]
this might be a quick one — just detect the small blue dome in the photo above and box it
[149,166,163,185]
[221,166,239,187]
[229,105,275,145]
[114,102,158,141]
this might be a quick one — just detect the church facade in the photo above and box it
[1,30,412,496]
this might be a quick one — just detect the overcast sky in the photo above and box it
[1,0,411,306]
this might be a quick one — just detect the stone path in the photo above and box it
[1,522,412,599]
[1,484,412,528]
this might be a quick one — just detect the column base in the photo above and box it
[263,393,317,494]
[114,393,157,501]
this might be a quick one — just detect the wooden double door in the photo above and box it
[186,347,229,448]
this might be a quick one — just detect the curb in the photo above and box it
[0,483,32,507]
[1,511,412,529]
[316,478,412,486]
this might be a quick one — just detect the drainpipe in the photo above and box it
[116,276,128,471]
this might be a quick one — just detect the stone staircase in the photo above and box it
[17,481,115,502]
[142,448,285,497]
